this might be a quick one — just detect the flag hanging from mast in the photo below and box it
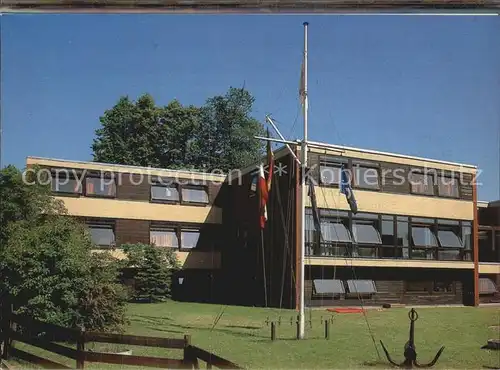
[259,131,274,229]
[340,164,358,214]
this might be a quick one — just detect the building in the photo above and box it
[26,143,500,308]
[26,156,226,303]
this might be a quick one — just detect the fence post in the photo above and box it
[76,326,85,369]
[1,304,13,360]
[183,334,197,369]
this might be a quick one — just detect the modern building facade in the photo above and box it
[26,143,499,308]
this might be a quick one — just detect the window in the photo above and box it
[51,176,82,194]
[354,165,380,190]
[151,185,179,202]
[86,177,116,197]
[352,222,382,244]
[437,176,459,198]
[89,225,115,247]
[321,221,352,243]
[150,229,178,248]
[181,186,209,204]
[380,215,397,258]
[318,156,347,186]
[437,230,463,248]
[412,226,438,247]
[396,217,410,258]
[180,229,200,249]
[462,222,472,250]
[410,172,435,195]
[305,212,318,255]
[319,163,341,185]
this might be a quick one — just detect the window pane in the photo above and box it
[479,229,495,262]
[412,248,435,260]
[321,221,351,243]
[182,187,208,203]
[150,230,178,248]
[181,230,200,249]
[412,227,438,247]
[397,220,409,247]
[410,173,434,195]
[151,185,179,201]
[51,177,82,194]
[86,177,116,197]
[355,167,380,189]
[320,165,341,185]
[90,226,115,247]
[352,223,382,244]
[437,177,459,198]
[437,230,463,248]
[381,219,395,245]
[357,246,377,258]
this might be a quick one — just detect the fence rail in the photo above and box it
[1,304,242,369]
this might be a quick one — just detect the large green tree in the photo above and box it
[92,87,265,172]
[0,166,128,331]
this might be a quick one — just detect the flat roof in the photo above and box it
[303,140,477,169]
[26,156,227,179]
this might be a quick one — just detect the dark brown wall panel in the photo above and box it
[115,219,150,245]
[116,173,150,201]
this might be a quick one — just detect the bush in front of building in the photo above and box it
[121,243,181,303]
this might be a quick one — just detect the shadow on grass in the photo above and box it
[132,315,173,322]
[146,326,184,334]
[224,325,262,330]
[166,322,269,342]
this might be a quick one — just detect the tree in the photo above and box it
[91,87,265,172]
[189,87,265,172]
[122,243,180,303]
[92,95,200,169]
[0,165,128,331]
[0,165,66,250]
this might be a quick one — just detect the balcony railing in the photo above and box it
[305,242,472,261]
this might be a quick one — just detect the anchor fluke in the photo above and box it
[380,308,444,368]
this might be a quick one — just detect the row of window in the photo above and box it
[305,209,472,261]
[51,173,209,205]
[318,157,463,198]
[88,224,202,250]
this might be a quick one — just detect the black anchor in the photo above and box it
[380,308,445,368]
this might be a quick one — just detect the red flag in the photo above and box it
[259,131,275,229]
[259,164,268,229]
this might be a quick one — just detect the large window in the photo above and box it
[352,213,380,258]
[86,177,116,197]
[51,175,82,194]
[180,229,201,249]
[396,216,410,258]
[410,172,435,196]
[319,157,344,186]
[181,186,209,204]
[411,218,437,260]
[353,165,380,190]
[89,225,115,248]
[151,184,180,202]
[436,220,463,260]
[149,225,201,250]
[437,176,459,198]
[150,229,178,248]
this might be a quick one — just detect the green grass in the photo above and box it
[9,302,500,369]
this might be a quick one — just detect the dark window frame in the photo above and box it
[181,184,210,206]
[409,171,436,196]
[437,175,460,199]
[318,156,348,187]
[150,182,180,204]
[149,180,210,206]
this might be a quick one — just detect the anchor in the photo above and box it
[380,308,445,368]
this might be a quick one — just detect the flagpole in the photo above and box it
[298,21,308,340]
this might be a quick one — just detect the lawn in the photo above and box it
[9,302,500,369]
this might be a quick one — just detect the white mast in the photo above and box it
[298,21,308,340]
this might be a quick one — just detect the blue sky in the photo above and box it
[2,14,499,200]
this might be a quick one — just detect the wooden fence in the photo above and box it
[0,304,241,369]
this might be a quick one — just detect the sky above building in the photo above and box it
[1,14,499,200]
